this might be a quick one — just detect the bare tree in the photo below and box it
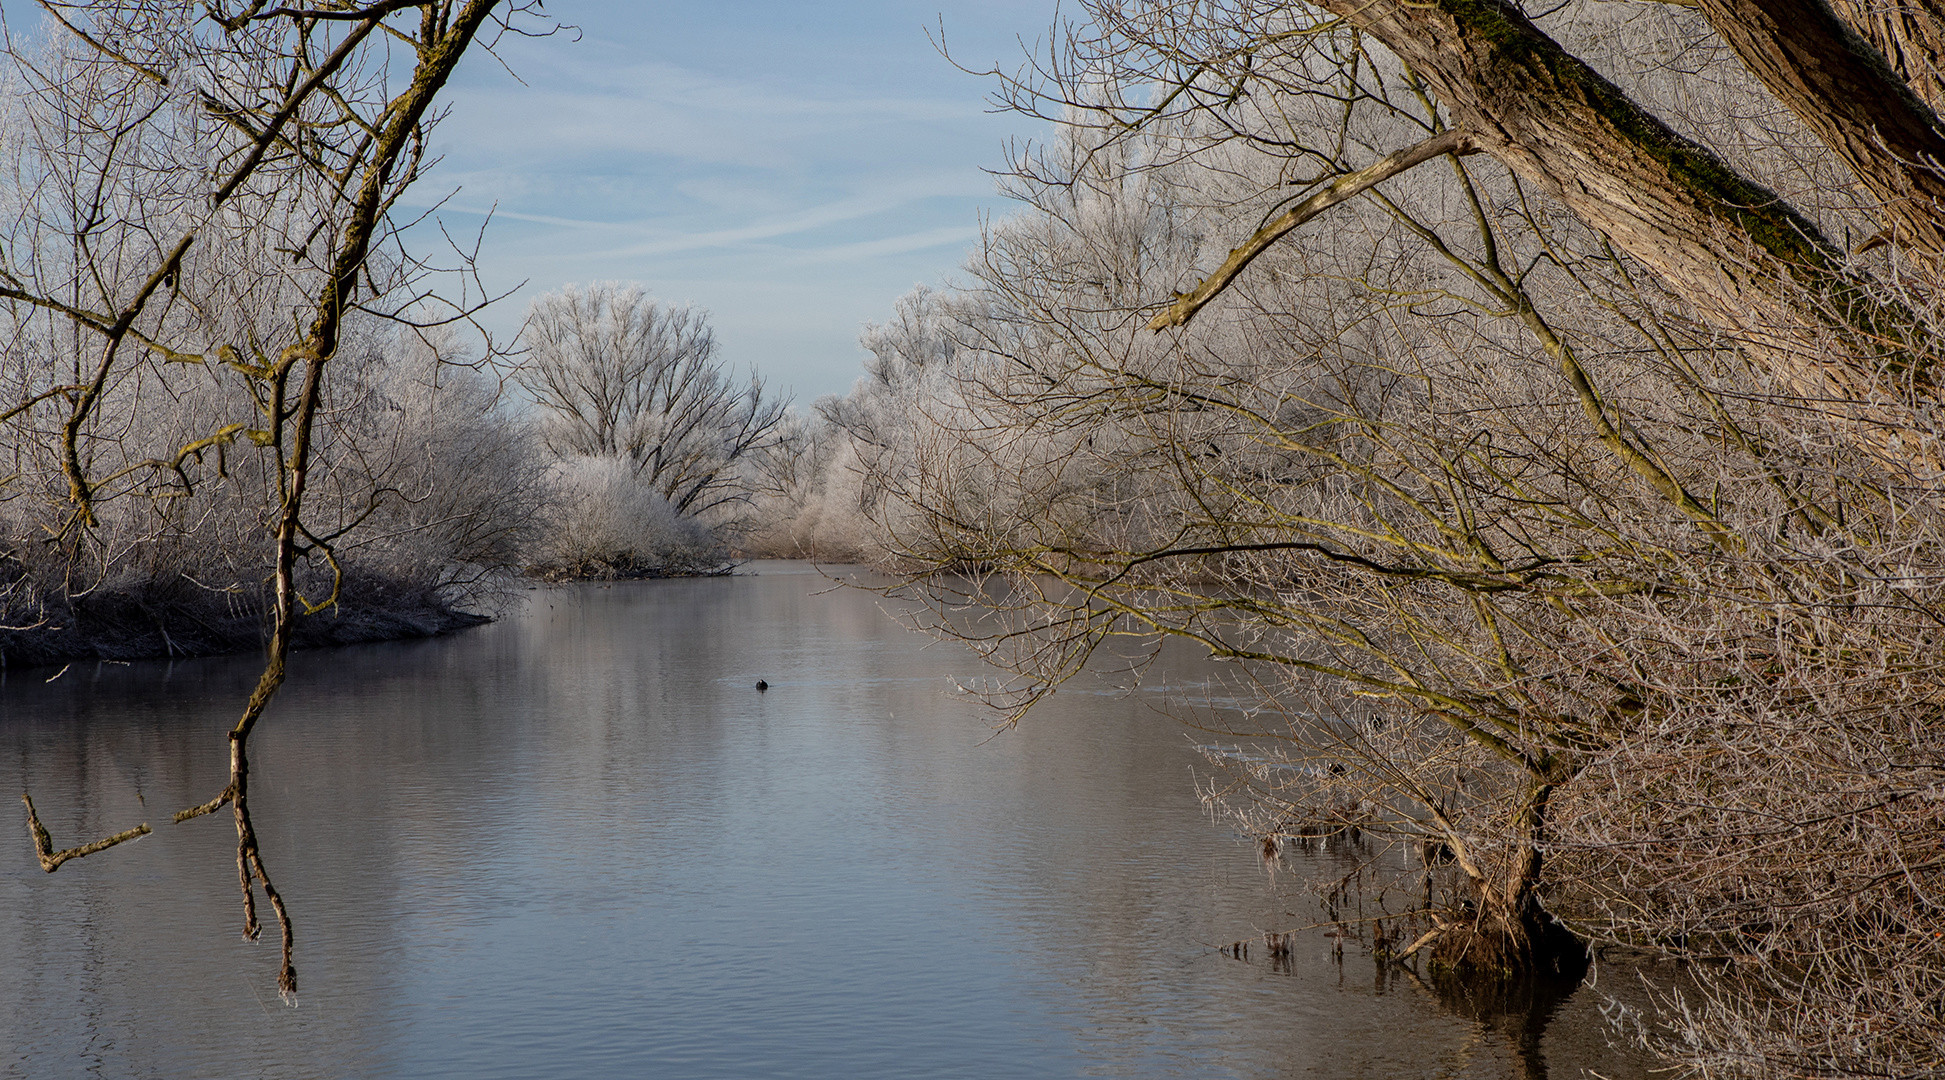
[6,0,551,997]
[515,282,790,574]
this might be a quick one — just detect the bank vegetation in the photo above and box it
[765,3,1945,1077]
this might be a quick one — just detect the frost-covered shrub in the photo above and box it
[0,327,544,665]
[527,454,727,580]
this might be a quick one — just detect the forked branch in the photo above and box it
[21,794,150,872]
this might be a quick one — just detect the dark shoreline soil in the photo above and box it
[0,588,490,672]
[0,565,768,671]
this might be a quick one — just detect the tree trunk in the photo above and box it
[1829,0,1945,116]
[1430,779,1589,979]
[1696,0,1945,254]
[1318,0,1939,474]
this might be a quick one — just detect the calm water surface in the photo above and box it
[1,563,1649,1079]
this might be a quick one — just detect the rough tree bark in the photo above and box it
[1694,0,1945,254]
[1830,0,1945,114]
[1276,0,1944,475]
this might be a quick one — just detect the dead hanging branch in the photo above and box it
[21,793,150,872]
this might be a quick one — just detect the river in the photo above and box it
[1,563,1650,1079]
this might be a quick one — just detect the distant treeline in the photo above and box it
[0,283,808,666]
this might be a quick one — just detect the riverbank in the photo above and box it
[0,576,490,671]
[0,561,786,670]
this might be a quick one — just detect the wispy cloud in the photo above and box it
[438,52,991,173]
[800,226,984,263]
[412,1,1045,399]
[414,173,990,258]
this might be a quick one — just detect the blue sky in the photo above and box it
[417,1,1055,401]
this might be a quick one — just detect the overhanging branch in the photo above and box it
[1148,129,1479,331]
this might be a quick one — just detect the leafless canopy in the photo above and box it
[517,282,790,521]
[840,2,1945,1075]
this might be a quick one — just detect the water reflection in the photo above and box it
[0,564,1650,1078]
